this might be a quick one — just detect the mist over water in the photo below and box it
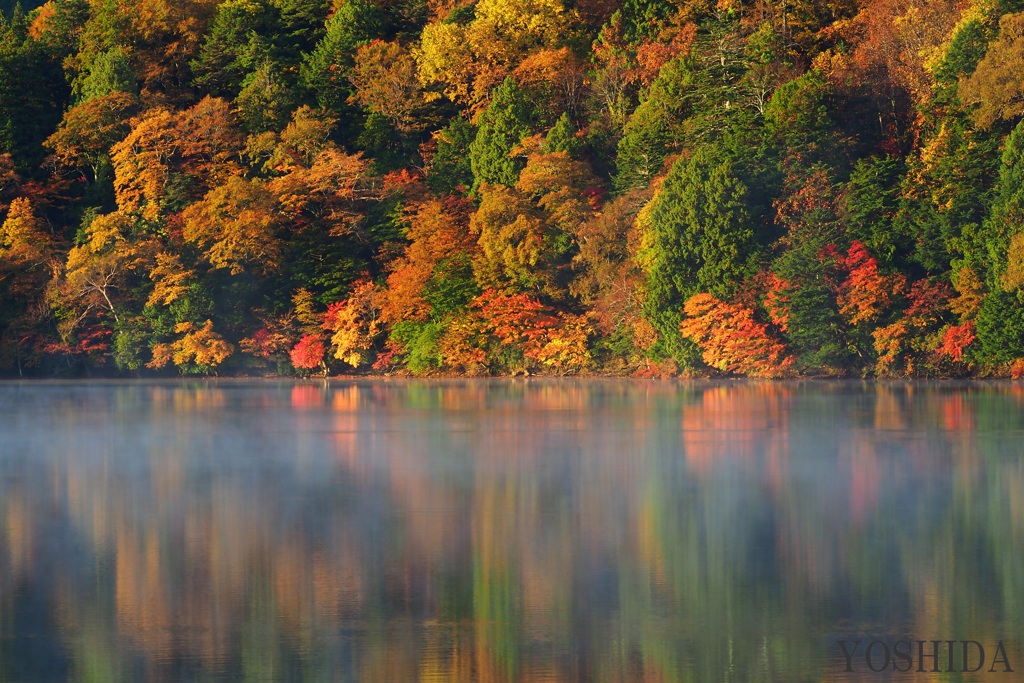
[1,380,1022,681]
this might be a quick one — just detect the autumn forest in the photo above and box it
[2,0,1024,377]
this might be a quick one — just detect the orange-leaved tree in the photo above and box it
[680,293,795,378]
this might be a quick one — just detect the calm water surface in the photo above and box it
[1,380,1023,681]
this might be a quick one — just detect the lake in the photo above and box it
[1,380,1022,681]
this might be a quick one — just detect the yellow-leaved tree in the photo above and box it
[417,0,577,110]
[181,175,282,275]
[324,280,383,368]
[148,320,234,373]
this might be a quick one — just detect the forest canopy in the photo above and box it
[3,0,1024,378]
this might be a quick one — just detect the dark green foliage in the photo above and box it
[273,0,330,57]
[236,61,296,133]
[898,113,1000,274]
[764,69,840,169]
[469,77,533,192]
[641,145,755,366]
[933,19,989,85]
[357,112,419,174]
[191,0,280,97]
[978,119,1024,288]
[845,156,911,268]
[192,0,330,98]
[542,113,579,155]
[428,116,475,194]
[977,291,1024,362]
[773,242,852,370]
[444,4,474,25]
[620,0,674,41]
[423,255,478,317]
[0,15,68,172]
[75,46,136,102]
[614,56,693,193]
[299,0,385,112]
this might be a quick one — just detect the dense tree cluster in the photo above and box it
[3,0,1024,377]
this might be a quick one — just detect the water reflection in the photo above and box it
[1,380,1023,681]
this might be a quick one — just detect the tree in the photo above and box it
[190,0,279,97]
[324,279,383,367]
[416,0,576,108]
[74,46,137,102]
[471,183,548,292]
[613,54,692,193]
[381,196,477,325]
[45,91,138,183]
[349,40,424,131]
[979,119,1024,289]
[181,175,282,275]
[960,12,1024,129]
[680,293,795,377]
[977,289,1024,363]
[471,144,596,301]
[27,0,90,58]
[468,76,533,191]
[0,196,54,268]
[770,163,860,371]
[426,116,475,194]
[871,278,952,376]
[148,319,234,373]
[235,61,296,134]
[512,47,588,120]
[0,14,69,171]
[110,98,244,219]
[836,240,905,327]
[299,0,385,112]
[261,104,336,172]
[289,333,326,372]
[637,144,756,365]
[763,69,839,168]
[620,0,674,41]
[436,288,558,374]
[59,211,154,329]
[0,195,58,371]
[843,155,910,267]
[120,0,217,102]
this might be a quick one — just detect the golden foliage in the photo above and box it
[960,12,1024,129]
[1001,232,1024,292]
[350,41,424,130]
[44,92,138,174]
[181,176,281,275]
[110,98,244,220]
[381,198,476,324]
[269,148,378,236]
[324,281,384,368]
[61,212,156,325]
[471,183,547,292]
[110,108,177,220]
[950,265,984,318]
[147,320,234,370]
[536,312,592,373]
[147,252,194,307]
[416,0,577,109]
[0,197,51,266]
